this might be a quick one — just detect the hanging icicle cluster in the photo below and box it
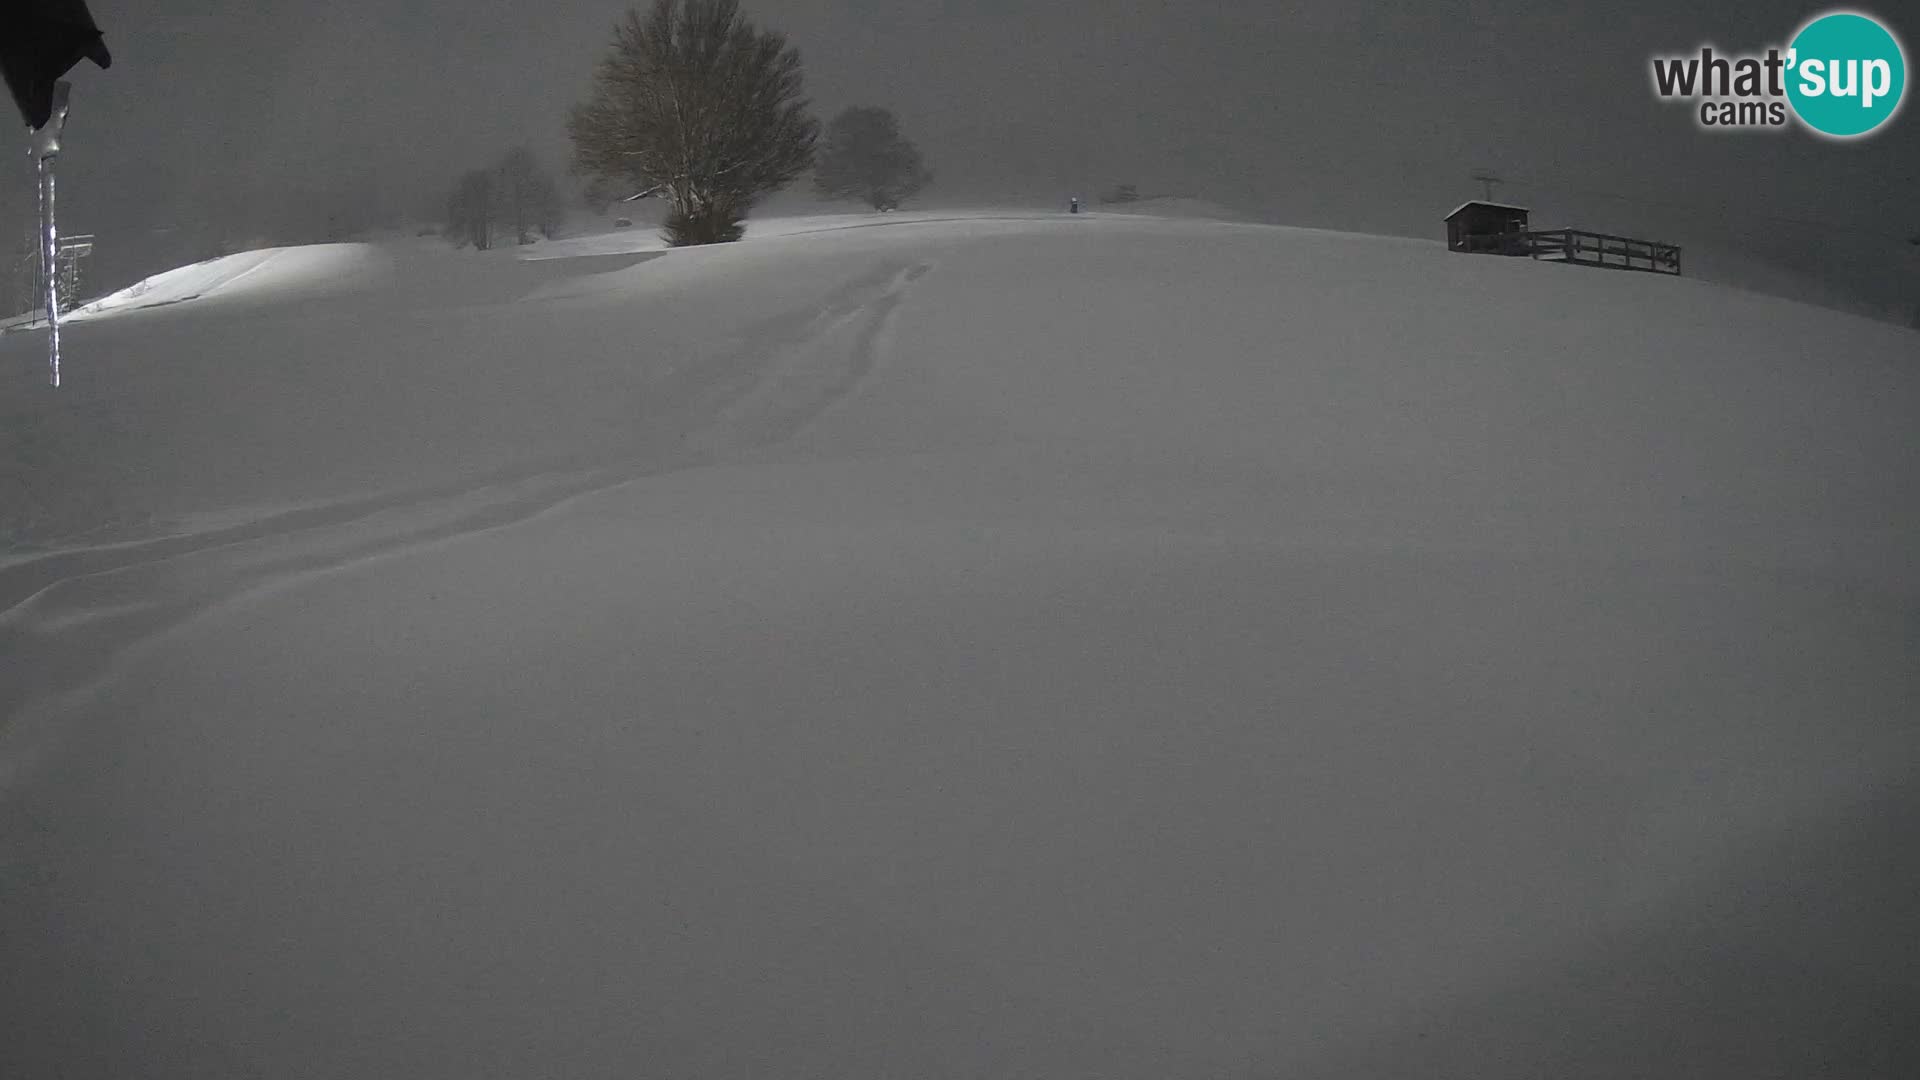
[35,96,67,386]
[5,0,112,388]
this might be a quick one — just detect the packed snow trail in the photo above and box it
[2,213,1917,1079]
[1,245,940,727]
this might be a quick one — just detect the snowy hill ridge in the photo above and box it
[6,209,1907,556]
[67,243,391,319]
[2,211,1917,1079]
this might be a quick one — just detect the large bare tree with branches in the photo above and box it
[569,0,818,246]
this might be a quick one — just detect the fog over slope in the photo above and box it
[7,1,1916,319]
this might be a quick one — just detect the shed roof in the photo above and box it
[1443,200,1531,221]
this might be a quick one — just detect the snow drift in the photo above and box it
[67,243,394,320]
[2,213,1917,1079]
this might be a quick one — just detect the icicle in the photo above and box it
[41,153,61,387]
[31,81,73,388]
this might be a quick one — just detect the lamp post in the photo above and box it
[1909,233,1919,330]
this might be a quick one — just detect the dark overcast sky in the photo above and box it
[12,1,1920,300]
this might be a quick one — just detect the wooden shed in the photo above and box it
[1444,201,1531,255]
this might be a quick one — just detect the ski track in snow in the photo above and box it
[0,258,934,737]
[689,260,931,453]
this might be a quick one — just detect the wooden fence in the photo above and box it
[1523,229,1682,276]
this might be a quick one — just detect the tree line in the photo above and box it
[448,0,932,250]
[445,147,564,250]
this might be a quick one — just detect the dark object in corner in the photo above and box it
[2,0,111,130]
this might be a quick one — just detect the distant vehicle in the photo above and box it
[613,218,634,229]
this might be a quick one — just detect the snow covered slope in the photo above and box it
[69,243,394,319]
[2,213,1917,1079]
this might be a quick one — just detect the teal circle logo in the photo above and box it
[1786,12,1906,137]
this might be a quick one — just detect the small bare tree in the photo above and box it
[814,106,932,211]
[496,147,562,244]
[569,0,818,246]
[446,169,495,250]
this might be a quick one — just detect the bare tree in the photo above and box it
[814,106,932,211]
[583,176,620,216]
[495,147,562,244]
[446,169,495,250]
[568,0,818,246]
